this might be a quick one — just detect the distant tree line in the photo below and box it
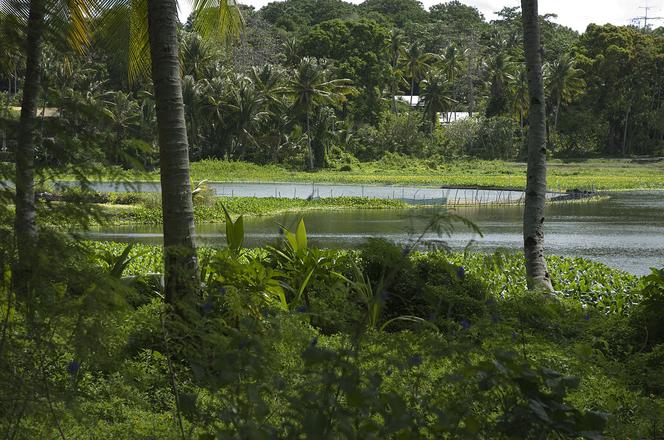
[2,0,664,172]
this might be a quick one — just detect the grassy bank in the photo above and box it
[43,195,409,226]
[59,157,664,191]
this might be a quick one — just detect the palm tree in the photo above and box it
[0,12,23,99]
[287,58,354,170]
[281,38,301,68]
[182,75,204,157]
[250,64,287,115]
[225,76,270,159]
[181,32,217,80]
[144,0,202,303]
[521,0,553,292]
[513,65,529,132]
[310,106,338,169]
[441,44,464,84]
[420,68,454,130]
[544,53,585,132]
[1,0,91,296]
[142,0,243,303]
[441,43,465,119]
[101,90,140,164]
[485,51,517,118]
[92,0,243,304]
[400,43,435,107]
[388,29,404,113]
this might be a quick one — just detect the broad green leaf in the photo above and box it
[295,218,307,251]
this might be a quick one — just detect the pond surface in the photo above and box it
[60,181,545,204]
[87,191,664,275]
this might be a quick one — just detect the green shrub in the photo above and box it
[439,116,520,160]
[351,112,430,159]
[630,268,664,348]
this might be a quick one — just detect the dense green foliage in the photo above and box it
[2,228,663,438]
[61,157,664,191]
[3,2,664,175]
[3,2,664,438]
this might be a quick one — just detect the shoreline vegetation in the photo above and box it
[31,190,608,227]
[54,158,664,192]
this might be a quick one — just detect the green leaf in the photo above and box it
[295,218,307,251]
[232,215,245,250]
[110,243,134,278]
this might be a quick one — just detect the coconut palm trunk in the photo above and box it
[521,0,553,292]
[147,0,199,304]
[14,0,46,295]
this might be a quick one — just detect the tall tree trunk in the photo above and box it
[622,103,631,157]
[306,112,314,170]
[468,65,475,116]
[553,93,561,132]
[147,0,199,305]
[521,0,553,292]
[14,0,46,296]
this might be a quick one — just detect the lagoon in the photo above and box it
[86,190,664,275]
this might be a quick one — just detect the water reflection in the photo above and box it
[86,191,664,275]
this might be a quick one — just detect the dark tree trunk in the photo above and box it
[147,0,200,305]
[312,133,326,170]
[14,0,46,296]
[521,0,554,292]
[306,113,314,170]
[622,104,631,156]
[553,93,561,132]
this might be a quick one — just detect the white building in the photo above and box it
[393,96,471,124]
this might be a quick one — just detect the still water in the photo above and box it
[59,180,550,204]
[87,191,664,275]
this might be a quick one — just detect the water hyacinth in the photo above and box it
[460,319,471,331]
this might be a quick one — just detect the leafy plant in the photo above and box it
[221,202,245,254]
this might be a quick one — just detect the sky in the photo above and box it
[178,0,658,33]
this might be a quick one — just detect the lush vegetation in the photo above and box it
[2,0,664,438]
[2,226,663,438]
[40,192,409,225]
[3,1,664,175]
[81,157,664,191]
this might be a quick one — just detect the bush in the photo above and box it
[326,145,359,171]
[358,239,491,329]
[629,268,664,349]
[351,112,430,160]
[439,116,520,160]
[549,131,601,158]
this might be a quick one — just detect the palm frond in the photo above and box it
[193,0,244,45]
[0,0,92,52]
[58,0,93,50]
[127,0,149,82]
[92,0,150,84]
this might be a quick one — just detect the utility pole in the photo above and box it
[632,1,664,29]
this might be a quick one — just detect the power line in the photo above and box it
[632,0,664,29]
